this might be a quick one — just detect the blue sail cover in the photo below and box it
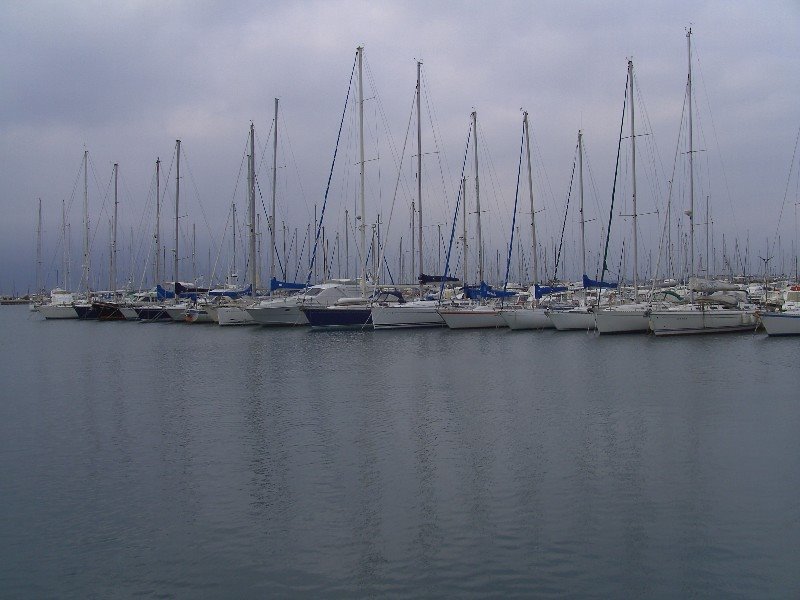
[583,274,618,289]
[464,281,517,300]
[156,285,175,300]
[534,284,568,299]
[208,284,253,298]
[270,277,306,292]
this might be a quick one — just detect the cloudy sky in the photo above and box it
[2,0,798,294]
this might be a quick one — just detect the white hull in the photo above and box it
[547,309,595,331]
[38,304,78,319]
[438,307,506,329]
[185,308,214,323]
[119,306,139,320]
[372,302,445,329]
[760,311,800,336]
[595,306,650,334]
[649,308,758,336]
[217,306,256,326]
[165,305,188,322]
[499,307,553,330]
[247,304,309,326]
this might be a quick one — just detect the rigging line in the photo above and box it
[421,69,454,219]
[504,123,525,292]
[554,144,578,281]
[278,112,311,223]
[600,67,630,284]
[254,175,286,277]
[376,85,416,292]
[440,118,473,299]
[305,50,357,288]
[180,147,219,257]
[694,42,739,235]
[772,124,800,253]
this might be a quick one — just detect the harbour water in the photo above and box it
[2,305,799,597]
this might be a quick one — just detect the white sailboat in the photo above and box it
[500,111,553,330]
[372,61,446,330]
[760,284,800,335]
[649,29,758,335]
[218,123,259,326]
[547,131,597,331]
[438,110,508,330]
[595,59,651,334]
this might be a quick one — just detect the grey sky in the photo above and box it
[2,1,798,294]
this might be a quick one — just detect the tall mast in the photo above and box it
[249,121,258,293]
[629,59,639,294]
[472,111,484,283]
[416,60,423,290]
[174,139,181,291]
[111,163,118,297]
[523,111,539,296]
[36,197,42,295]
[82,150,90,294]
[232,203,237,279]
[271,99,279,294]
[687,28,695,288]
[578,130,586,279]
[461,175,468,285]
[155,157,161,285]
[357,46,367,297]
[61,199,67,289]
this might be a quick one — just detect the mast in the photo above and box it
[416,60,423,290]
[629,59,639,295]
[82,151,90,294]
[271,98,279,294]
[523,111,539,299]
[472,111,484,283]
[232,203,238,280]
[155,157,161,285]
[36,198,42,296]
[62,199,67,290]
[578,130,586,280]
[687,28,695,292]
[357,46,367,297]
[461,175,468,285]
[111,163,118,297]
[249,121,257,293]
[174,139,181,292]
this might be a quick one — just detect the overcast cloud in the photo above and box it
[2,0,798,294]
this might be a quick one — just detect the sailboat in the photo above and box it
[438,111,508,329]
[595,59,653,334]
[546,131,599,331]
[500,111,554,330]
[302,46,395,329]
[649,29,758,335]
[372,60,447,329]
[217,123,259,326]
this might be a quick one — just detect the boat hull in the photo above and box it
[547,309,596,331]
[217,306,257,326]
[649,308,758,336]
[438,308,506,329]
[135,306,172,322]
[302,306,373,329]
[499,308,553,330]
[371,304,445,329]
[38,304,78,319]
[247,305,309,326]
[74,304,100,320]
[760,311,800,336]
[595,307,650,334]
[92,301,126,321]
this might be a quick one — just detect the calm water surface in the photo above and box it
[1,305,799,598]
